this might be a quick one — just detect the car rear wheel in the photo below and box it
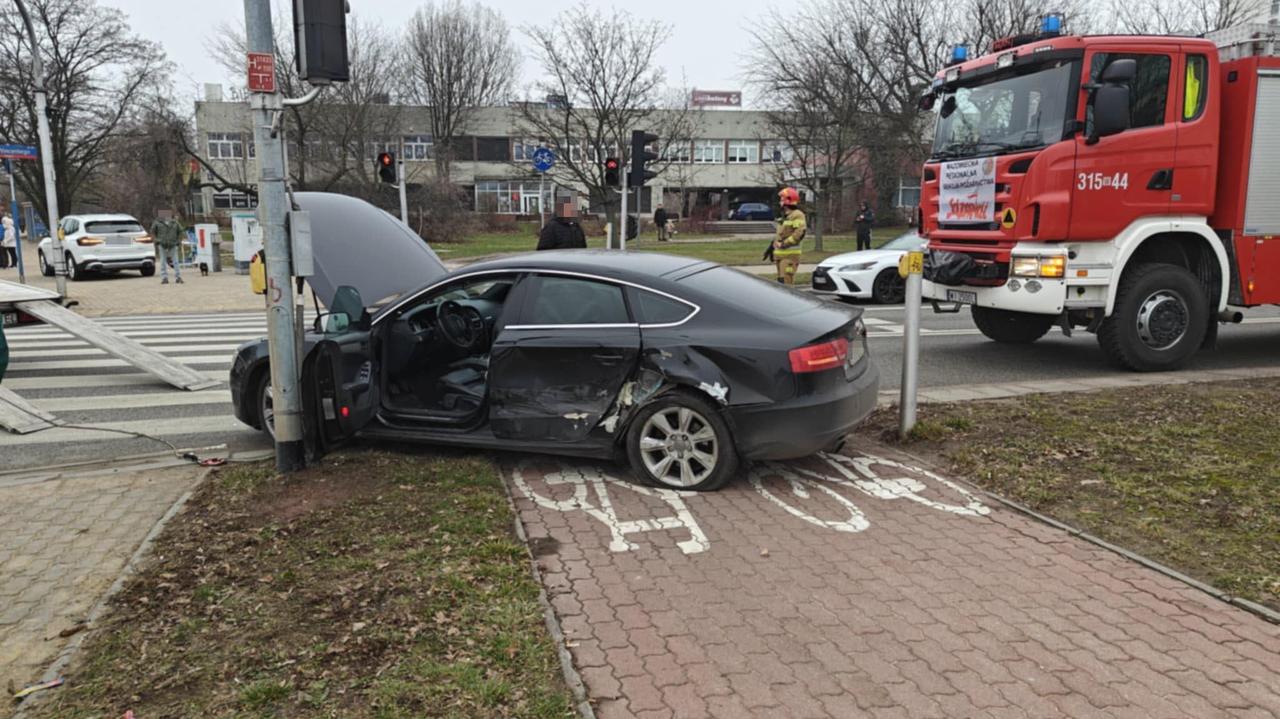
[1097,263,1208,372]
[140,263,155,277]
[871,268,906,304]
[64,252,82,281]
[38,250,54,277]
[626,392,737,492]
[255,370,276,441]
[972,306,1055,344]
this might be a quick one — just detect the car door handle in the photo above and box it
[592,353,625,365]
[1148,168,1174,191]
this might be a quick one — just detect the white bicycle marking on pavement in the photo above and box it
[749,465,871,534]
[804,453,991,517]
[510,463,711,555]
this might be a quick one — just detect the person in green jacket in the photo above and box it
[150,210,185,285]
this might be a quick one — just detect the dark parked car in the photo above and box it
[231,193,879,491]
[730,202,775,221]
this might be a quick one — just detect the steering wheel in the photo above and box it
[435,300,487,352]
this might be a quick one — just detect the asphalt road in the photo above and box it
[4,302,1279,473]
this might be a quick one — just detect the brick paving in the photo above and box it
[0,463,200,702]
[506,443,1280,718]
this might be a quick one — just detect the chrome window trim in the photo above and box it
[374,267,702,329]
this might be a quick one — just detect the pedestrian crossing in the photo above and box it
[0,312,279,464]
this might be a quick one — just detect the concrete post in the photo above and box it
[245,0,304,472]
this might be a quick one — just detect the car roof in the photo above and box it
[461,250,713,283]
[70,214,141,222]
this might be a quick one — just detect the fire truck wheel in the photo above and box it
[1098,263,1208,372]
[971,307,1054,344]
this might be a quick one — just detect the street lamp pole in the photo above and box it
[12,0,65,297]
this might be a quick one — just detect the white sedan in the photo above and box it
[811,231,925,304]
[38,214,157,281]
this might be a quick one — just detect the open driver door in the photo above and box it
[302,286,379,458]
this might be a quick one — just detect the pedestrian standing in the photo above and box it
[653,205,669,242]
[1,214,16,270]
[150,209,185,284]
[773,187,807,285]
[536,200,587,251]
[855,201,875,252]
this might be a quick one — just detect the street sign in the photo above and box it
[247,52,276,93]
[532,147,556,174]
[0,144,38,161]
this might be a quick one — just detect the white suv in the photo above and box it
[38,214,157,280]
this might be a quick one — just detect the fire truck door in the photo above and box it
[1069,46,1180,240]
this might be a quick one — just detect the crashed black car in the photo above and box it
[231,193,880,491]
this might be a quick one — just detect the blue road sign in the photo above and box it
[532,147,556,173]
[0,144,38,161]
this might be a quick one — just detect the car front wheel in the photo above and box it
[626,392,737,492]
[871,268,906,304]
[255,370,276,441]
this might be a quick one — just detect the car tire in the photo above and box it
[254,369,276,441]
[972,306,1055,344]
[38,250,54,277]
[140,263,155,277]
[871,268,906,304]
[1097,263,1208,372]
[626,391,738,492]
[64,252,82,281]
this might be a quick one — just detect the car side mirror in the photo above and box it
[1089,85,1131,143]
[918,93,936,111]
[322,312,351,334]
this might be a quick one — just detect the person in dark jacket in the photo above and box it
[855,201,875,251]
[537,200,587,251]
[653,205,669,241]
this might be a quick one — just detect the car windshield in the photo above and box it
[85,220,145,234]
[932,59,1077,160]
[881,233,925,251]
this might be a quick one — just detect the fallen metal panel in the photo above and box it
[0,280,60,305]
[14,300,221,391]
[0,386,60,434]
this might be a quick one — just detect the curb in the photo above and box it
[496,465,597,719]
[11,466,212,718]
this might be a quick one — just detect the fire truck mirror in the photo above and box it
[1101,58,1137,84]
[1093,85,1132,141]
[918,93,936,112]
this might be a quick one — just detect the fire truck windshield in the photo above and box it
[932,59,1078,160]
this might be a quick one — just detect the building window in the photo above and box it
[661,141,691,164]
[693,140,724,164]
[474,180,556,214]
[727,140,759,164]
[512,138,544,162]
[404,135,433,161]
[367,138,396,160]
[476,137,511,162]
[211,190,258,210]
[761,141,794,164]
[897,177,921,208]
[208,132,246,160]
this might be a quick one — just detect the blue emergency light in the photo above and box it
[951,45,968,63]
[1041,13,1064,35]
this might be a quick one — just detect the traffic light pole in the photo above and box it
[397,138,408,225]
[13,0,65,297]
[618,153,630,252]
[245,0,305,473]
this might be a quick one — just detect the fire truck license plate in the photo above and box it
[2,311,17,328]
[946,290,977,305]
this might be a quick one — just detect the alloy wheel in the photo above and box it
[638,406,719,488]
[260,380,276,441]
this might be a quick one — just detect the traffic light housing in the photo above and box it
[293,0,351,83]
[377,152,396,184]
[630,130,659,188]
[604,157,621,187]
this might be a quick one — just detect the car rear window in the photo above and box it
[85,221,145,234]
[677,266,826,318]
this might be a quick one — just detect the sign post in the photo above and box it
[898,250,924,439]
[532,147,555,229]
[0,149,37,284]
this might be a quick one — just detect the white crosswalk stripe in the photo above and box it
[0,312,281,454]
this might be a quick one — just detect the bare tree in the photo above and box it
[0,0,169,221]
[89,105,194,221]
[1112,0,1267,35]
[514,3,694,230]
[404,1,518,179]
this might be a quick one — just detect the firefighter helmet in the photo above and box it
[778,187,801,206]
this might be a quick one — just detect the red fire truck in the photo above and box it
[917,17,1279,371]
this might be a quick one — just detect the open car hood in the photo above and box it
[293,192,447,309]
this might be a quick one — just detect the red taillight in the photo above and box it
[789,338,849,374]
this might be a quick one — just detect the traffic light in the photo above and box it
[604,157,621,187]
[377,152,396,184]
[629,130,659,188]
[293,0,351,83]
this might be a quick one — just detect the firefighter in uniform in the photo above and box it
[773,187,806,285]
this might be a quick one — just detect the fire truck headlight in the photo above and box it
[1012,257,1040,277]
[1039,256,1066,278]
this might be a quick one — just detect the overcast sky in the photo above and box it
[106,0,765,107]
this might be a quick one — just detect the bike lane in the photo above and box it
[505,444,1280,719]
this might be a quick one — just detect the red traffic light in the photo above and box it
[378,152,394,167]
[605,158,619,170]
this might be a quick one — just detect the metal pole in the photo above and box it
[397,138,408,225]
[13,0,63,297]
[899,251,923,439]
[245,0,304,473]
[539,173,546,229]
[619,151,630,252]
[6,163,25,283]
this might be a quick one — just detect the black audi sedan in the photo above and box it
[231,193,879,491]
